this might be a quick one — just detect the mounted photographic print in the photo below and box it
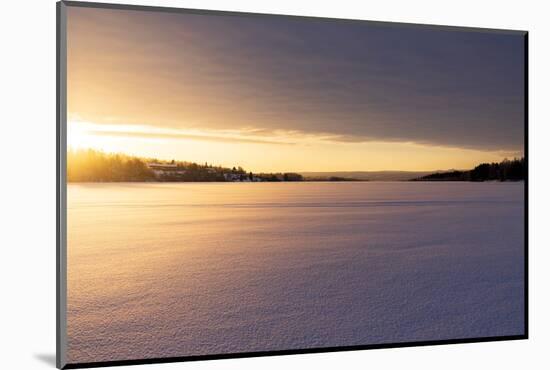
[56,1,528,368]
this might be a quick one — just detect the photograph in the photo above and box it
[62,2,526,367]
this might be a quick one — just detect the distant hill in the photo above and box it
[300,171,440,181]
[412,158,525,182]
[67,148,303,183]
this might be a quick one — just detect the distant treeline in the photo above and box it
[68,149,155,182]
[255,172,303,182]
[67,149,304,182]
[412,158,525,182]
[303,176,361,182]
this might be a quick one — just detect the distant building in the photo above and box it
[223,173,241,181]
[147,163,187,178]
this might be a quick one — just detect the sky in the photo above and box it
[66,6,525,172]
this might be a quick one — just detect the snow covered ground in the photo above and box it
[66,182,524,363]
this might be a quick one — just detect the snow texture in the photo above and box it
[66,182,524,363]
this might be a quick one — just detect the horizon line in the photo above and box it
[67,147,524,174]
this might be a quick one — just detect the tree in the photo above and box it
[413,157,525,182]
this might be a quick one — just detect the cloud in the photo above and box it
[90,129,295,145]
[68,6,525,153]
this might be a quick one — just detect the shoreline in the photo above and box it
[66,180,525,184]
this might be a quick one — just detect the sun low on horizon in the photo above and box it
[66,6,525,173]
[66,119,520,173]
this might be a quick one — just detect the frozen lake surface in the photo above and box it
[67,182,525,363]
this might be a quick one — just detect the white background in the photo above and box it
[1,0,548,369]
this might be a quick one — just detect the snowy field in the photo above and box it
[66,182,525,363]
